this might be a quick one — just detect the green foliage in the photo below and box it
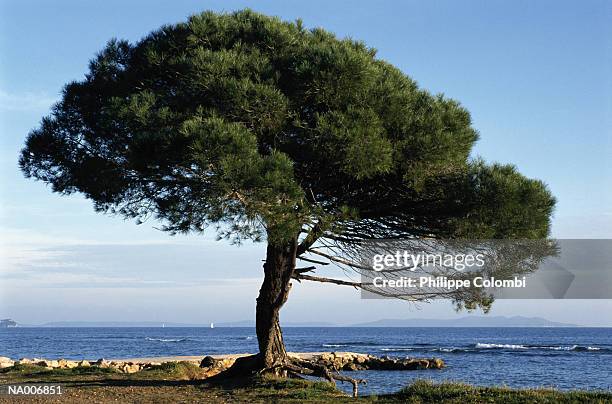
[20,8,554,251]
[138,361,206,380]
[390,380,612,403]
[2,364,117,377]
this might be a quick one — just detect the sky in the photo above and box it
[1,0,611,326]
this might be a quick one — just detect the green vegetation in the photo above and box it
[391,380,612,404]
[1,364,610,403]
[132,361,210,380]
[1,363,118,378]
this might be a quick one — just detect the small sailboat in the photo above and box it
[162,323,165,328]
[210,322,214,329]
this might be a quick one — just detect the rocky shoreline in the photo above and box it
[0,352,444,376]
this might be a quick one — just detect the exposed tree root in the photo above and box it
[285,357,367,398]
[206,354,366,397]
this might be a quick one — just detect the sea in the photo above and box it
[1,327,610,395]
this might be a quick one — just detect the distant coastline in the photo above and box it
[7,316,580,328]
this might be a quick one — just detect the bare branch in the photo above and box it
[293,266,316,274]
[296,255,329,266]
[292,273,429,301]
[293,273,361,288]
[306,248,371,271]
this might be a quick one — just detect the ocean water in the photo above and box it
[1,327,610,395]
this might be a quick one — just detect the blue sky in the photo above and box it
[1,0,611,325]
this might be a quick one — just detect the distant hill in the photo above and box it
[30,320,336,327]
[36,321,206,327]
[21,316,577,327]
[216,321,337,327]
[350,316,577,327]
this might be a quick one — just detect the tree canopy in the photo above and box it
[20,9,555,302]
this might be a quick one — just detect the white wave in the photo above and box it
[475,343,527,349]
[145,337,186,342]
[380,347,413,351]
[322,344,345,347]
[475,343,603,352]
[547,345,577,351]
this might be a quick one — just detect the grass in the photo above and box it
[0,363,610,403]
[131,361,209,380]
[1,363,118,378]
[389,380,612,403]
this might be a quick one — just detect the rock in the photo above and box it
[396,359,419,370]
[37,360,59,368]
[429,358,445,369]
[198,357,236,378]
[77,360,90,367]
[142,362,161,369]
[343,362,359,371]
[93,358,110,368]
[200,356,234,369]
[16,358,33,365]
[331,359,344,370]
[121,363,140,373]
[383,359,399,370]
[417,359,430,369]
[57,359,78,368]
[340,354,446,371]
[0,358,14,368]
[200,356,218,368]
[366,357,385,369]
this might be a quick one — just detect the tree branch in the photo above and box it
[293,266,316,274]
[293,273,439,301]
[306,248,371,271]
[297,221,324,256]
[292,273,362,289]
[296,256,329,266]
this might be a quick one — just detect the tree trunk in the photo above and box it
[256,237,297,368]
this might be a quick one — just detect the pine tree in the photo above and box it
[20,10,555,371]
